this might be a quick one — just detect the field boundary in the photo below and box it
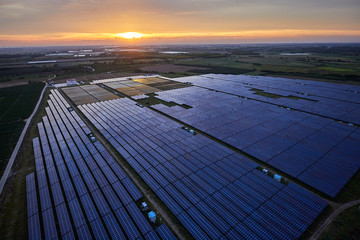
[0,83,47,195]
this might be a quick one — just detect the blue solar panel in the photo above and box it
[72,175,88,197]
[28,213,41,240]
[177,212,209,240]
[155,188,183,216]
[234,222,261,240]
[165,185,192,211]
[55,203,73,236]
[80,193,99,222]
[77,91,332,240]
[114,207,142,240]
[26,173,37,194]
[82,171,99,193]
[36,169,47,189]
[91,189,111,217]
[92,168,109,188]
[42,208,58,240]
[67,161,80,178]
[212,192,247,221]
[57,163,70,181]
[39,186,52,212]
[51,182,64,207]
[109,162,127,180]
[156,164,177,183]
[76,224,92,240]
[187,206,222,239]
[90,218,109,240]
[103,212,126,240]
[188,174,216,195]
[173,180,200,205]
[126,202,152,235]
[196,201,231,234]
[46,166,59,186]
[156,224,176,240]
[68,198,87,229]
[61,178,76,202]
[203,196,239,227]
[61,230,75,240]
[243,216,277,240]
[225,228,244,240]
[121,177,142,201]
[145,230,160,240]
[147,168,169,188]
[27,188,39,218]
[112,181,132,206]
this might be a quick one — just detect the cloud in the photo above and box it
[0,2,39,19]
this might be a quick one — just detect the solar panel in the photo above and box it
[103,212,126,240]
[55,203,73,236]
[42,208,58,240]
[61,230,76,240]
[62,178,76,201]
[187,206,222,239]
[80,193,99,222]
[90,218,109,240]
[114,207,142,239]
[91,189,111,217]
[68,198,87,229]
[82,171,99,193]
[121,177,142,201]
[156,224,177,240]
[196,201,231,234]
[75,89,331,240]
[144,230,160,240]
[126,202,152,235]
[92,168,109,188]
[51,182,65,207]
[177,212,209,240]
[28,213,41,240]
[109,162,127,180]
[39,186,52,212]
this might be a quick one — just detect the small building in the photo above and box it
[141,202,149,211]
[148,211,156,223]
[274,174,282,182]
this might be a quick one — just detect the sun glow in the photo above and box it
[116,32,144,39]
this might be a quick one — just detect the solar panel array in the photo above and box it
[62,85,119,105]
[174,74,360,125]
[79,97,327,239]
[104,77,187,96]
[91,75,158,85]
[152,80,360,197]
[27,89,174,240]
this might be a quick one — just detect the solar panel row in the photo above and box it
[80,97,328,239]
[174,74,360,122]
[152,80,360,197]
[26,89,175,240]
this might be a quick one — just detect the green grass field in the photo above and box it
[0,83,44,176]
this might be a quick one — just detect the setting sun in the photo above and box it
[116,32,144,39]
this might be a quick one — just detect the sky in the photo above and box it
[0,0,359,46]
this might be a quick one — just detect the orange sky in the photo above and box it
[0,0,359,46]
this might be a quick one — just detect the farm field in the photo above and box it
[0,83,44,176]
[1,44,359,87]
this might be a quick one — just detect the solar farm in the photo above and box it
[102,77,188,97]
[62,85,119,105]
[26,74,360,239]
